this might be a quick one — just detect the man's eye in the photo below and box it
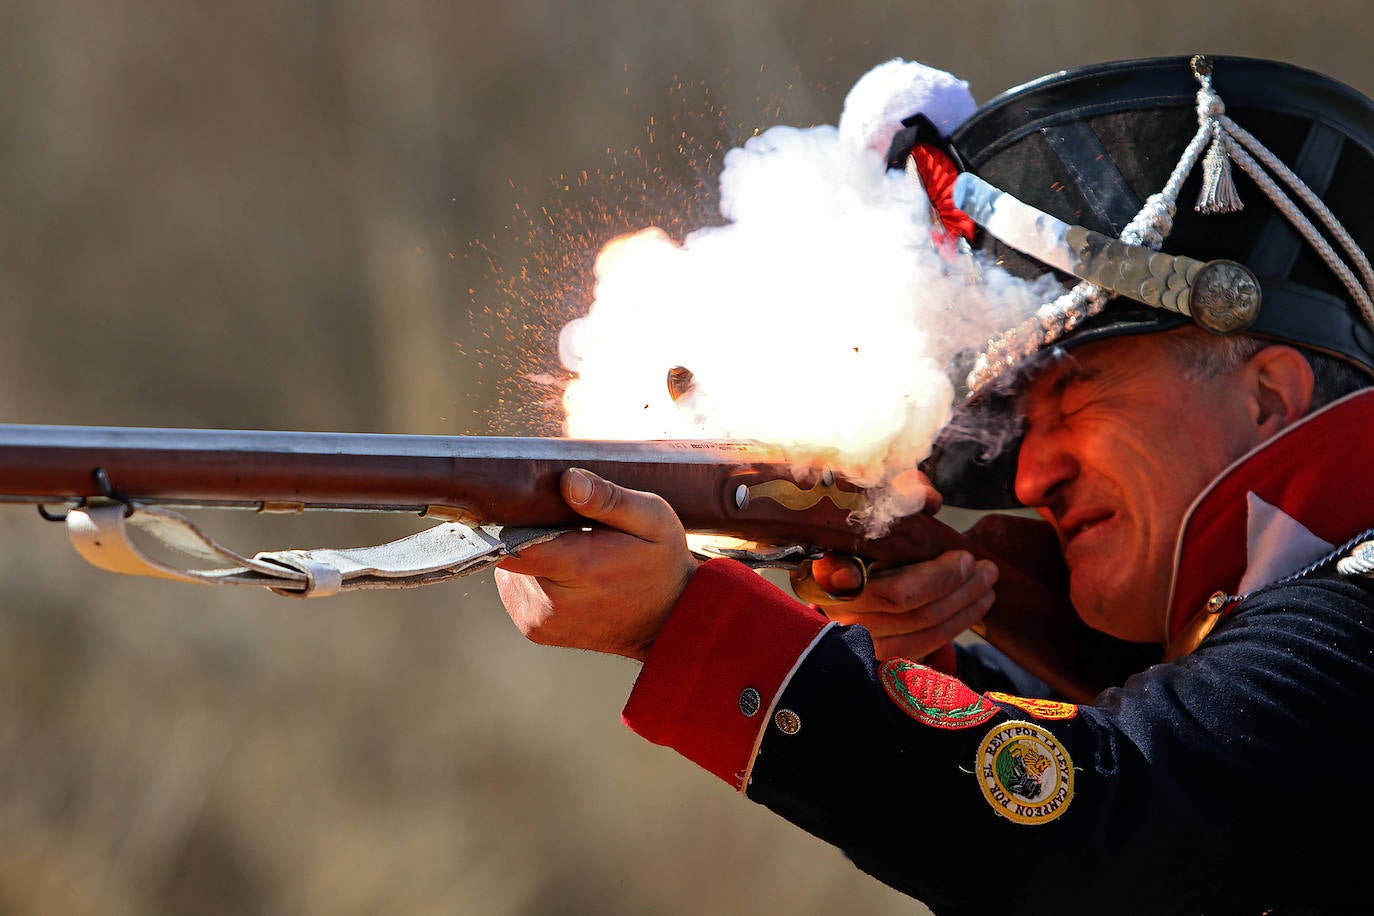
[1047,365,1100,419]
[1059,391,1092,417]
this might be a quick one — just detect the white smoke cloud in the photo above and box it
[557,92,1060,532]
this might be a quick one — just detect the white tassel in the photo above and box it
[1196,131,1244,214]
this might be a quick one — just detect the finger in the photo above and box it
[494,529,592,578]
[902,559,999,630]
[494,568,553,635]
[809,553,866,596]
[870,590,996,660]
[561,467,684,543]
[495,527,646,584]
[819,550,976,616]
[494,550,559,577]
[828,563,997,636]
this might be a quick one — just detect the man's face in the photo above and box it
[1013,332,1264,643]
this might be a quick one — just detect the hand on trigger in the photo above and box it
[811,549,999,662]
[494,468,701,662]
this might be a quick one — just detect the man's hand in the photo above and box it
[810,550,999,660]
[805,468,996,661]
[494,468,700,662]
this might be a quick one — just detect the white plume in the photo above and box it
[838,58,976,157]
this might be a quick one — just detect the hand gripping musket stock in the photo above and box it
[0,424,1156,702]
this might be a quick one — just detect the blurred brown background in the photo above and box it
[0,2,1368,913]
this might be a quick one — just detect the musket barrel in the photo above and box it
[0,422,1157,701]
[0,424,844,533]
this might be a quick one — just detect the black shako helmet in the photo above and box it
[915,54,1374,509]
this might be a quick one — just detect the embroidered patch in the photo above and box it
[879,658,998,729]
[985,691,1079,721]
[975,721,1074,825]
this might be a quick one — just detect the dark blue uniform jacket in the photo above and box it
[623,390,1374,916]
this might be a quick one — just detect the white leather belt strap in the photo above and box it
[66,503,568,597]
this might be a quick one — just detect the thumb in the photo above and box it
[561,467,681,541]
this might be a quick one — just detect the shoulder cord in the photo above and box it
[1205,525,1374,614]
[1166,524,1374,659]
[1218,118,1374,323]
[1335,532,1374,578]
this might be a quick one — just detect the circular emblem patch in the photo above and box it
[879,658,998,730]
[985,691,1079,721]
[975,721,1074,825]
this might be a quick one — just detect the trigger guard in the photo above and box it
[789,555,869,603]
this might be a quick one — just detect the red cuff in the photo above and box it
[622,558,828,789]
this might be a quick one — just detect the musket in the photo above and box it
[0,423,1157,702]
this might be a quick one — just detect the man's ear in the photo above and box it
[1244,345,1315,434]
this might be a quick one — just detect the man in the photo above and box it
[497,55,1374,915]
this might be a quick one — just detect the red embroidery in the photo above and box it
[880,658,998,729]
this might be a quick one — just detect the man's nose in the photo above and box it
[1014,426,1079,507]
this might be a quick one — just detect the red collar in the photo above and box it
[1166,389,1374,644]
